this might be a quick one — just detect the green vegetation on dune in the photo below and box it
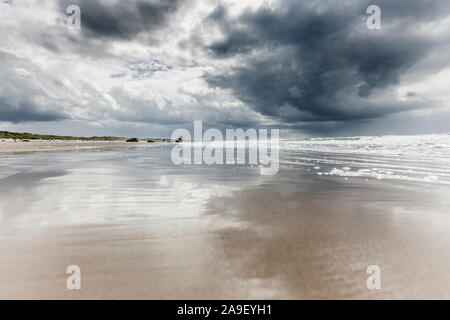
[0,131,127,141]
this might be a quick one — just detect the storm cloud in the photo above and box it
[203,0,450,126]
[1,0,450,136]
[58,0,182,40]
[0,52,68,123]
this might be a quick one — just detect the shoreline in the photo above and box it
[0,140,162,154]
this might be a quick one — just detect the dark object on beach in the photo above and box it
[147,139,155,143]
[126,138,138,142]
[162,138,172,142]
[175,137,183,143]
[22,139,30,142]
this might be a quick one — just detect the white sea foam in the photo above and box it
[281,134,450,185]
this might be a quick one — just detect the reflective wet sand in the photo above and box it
[0,140,152,154]
[1,145,450,299]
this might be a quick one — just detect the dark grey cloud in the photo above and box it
[59,0,181,40]
[0,52,68,123]
[0,97,66,123]
[0,96,66,123]
[203,0,450,127]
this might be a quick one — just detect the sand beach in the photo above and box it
[1,136,450,299]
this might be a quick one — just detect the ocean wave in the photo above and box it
[280,134,450,185]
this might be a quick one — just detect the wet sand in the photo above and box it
[0,140,154,154]
[1,146,450,299]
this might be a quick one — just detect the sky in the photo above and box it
[1,0,450,138]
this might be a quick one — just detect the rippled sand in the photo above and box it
[1,143,450,299]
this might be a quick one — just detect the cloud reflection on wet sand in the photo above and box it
[1,145,450,299]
